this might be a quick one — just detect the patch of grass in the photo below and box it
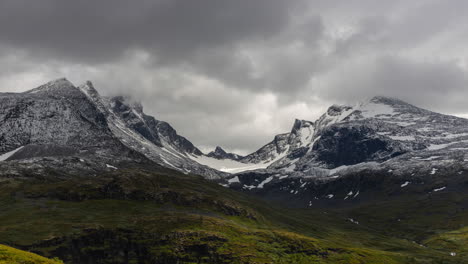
[0,244,63,264]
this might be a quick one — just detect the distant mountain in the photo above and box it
[0,78,223,179]
[207,146,244,160]
[221,96,468,205]
[3,78,468,189]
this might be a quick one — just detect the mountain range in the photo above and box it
[1,78,467,263]
[3,78,468,185]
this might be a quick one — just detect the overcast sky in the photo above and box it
[2,0,468,154]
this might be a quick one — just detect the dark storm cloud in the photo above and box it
[318,56,468,112]
[2,0,468,153]
[0,0,303,63]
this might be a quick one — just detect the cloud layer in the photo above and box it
[1,0,468,154]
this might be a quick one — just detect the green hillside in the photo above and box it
[0,168,465,263]
[0,244,62,264]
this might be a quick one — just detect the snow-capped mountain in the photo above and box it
[221,96,468,198]
[2,78,468,190]
[0,78,224,179]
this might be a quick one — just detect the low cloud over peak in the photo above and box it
[1,0,468,153]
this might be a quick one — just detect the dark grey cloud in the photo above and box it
[2,0,468,153]
[318,56,468,112]
[0,0,302,63]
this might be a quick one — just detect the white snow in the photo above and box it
[389,135,416,141]
[326,194,334,199]
[189,155,269,173]
[319,106,355,128]
[299,126,314,146]
[428,140,468,150]
[283,163,296,172]
[431,132,468,139]
[428,143,452,150]
[228,176,240,184]
[401,181,410,187]
[257,176,274,188]
[385,121,416,127]
[450,252,457,256]
[0,146,24,161]
[348,218,359,224]
[377,132,391,136]
[190,147,290,173]
[329,165,350,175]
[433,187,446,192]
[344,191,354,200]
[417,156,440,161]
[353,191,360,198]
[132,109,145,122]
[430,168,438,175]
[106,164,118,169]
[160,157,177,169]
[359,102,395,118]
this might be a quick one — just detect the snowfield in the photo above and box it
[0,146,24,161]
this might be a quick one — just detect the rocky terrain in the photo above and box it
[219,96,468,206]
[1,78,468,263]
[0,78,226,179]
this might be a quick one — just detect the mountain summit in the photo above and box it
[0,78,223,179]
[207,146,243,160]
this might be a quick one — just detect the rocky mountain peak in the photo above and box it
[207,146,243,160]
[214,146,227,155]
[369,96,408,106]
[25,78,80,97]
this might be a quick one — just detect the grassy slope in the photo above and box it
[0,244,63,264]
[344,192,468,263]
[0,168,465,263]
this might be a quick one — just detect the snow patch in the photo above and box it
[228,176,240,184]
[401,181,410,187]
[0,146,24,161]
[433,187,446,192]
[353,191,360,198]
[258,176,274,188]
[106,164,118,169]
[389,135,416,141]
[359,102,395,118]
[190,150,289,173]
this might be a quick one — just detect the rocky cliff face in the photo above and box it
[0,78,224,179]
[0,79,113,153]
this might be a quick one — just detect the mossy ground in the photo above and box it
[0,244,63,264]
[0,168,466,263]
